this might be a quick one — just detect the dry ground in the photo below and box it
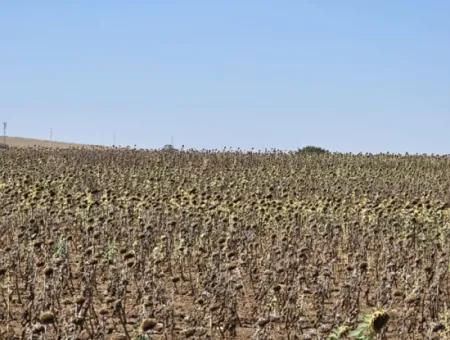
[0,136,98,149]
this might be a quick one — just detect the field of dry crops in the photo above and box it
[1,148,449,339]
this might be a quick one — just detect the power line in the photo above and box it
[2,122,6,145]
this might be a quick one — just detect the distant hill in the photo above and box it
[0,136,94,149]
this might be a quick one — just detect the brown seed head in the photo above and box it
[371,311,390,333]
[39,311,55,324]
[141,318,157,332]
[44,266,54,276]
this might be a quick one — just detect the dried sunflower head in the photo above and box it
[371,310,390,333]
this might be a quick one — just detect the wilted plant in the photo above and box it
[105,240,118,263]
[1,147,449,338]
[52,235,67,258]
[349,310,390,339]
[328,325,350,339]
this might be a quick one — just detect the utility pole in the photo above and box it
[2,122,6,145]
[113,132,116,146]
[50,128,53,142]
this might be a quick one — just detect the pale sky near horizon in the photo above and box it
[1,1,450,153]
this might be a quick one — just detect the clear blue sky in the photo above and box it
[1,1,449,153]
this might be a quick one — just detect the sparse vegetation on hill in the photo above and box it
[2,136,82,149]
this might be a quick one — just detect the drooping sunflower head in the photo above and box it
[371,310,390,333]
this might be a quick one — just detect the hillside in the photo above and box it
[0,136,92,149]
